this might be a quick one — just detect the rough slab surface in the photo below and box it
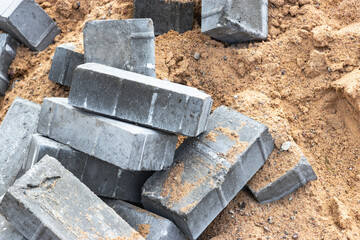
[48,43,85,87]
[104,199,186,240]
[84,19,156,77]
[0,155,144,240]
[37,97,177,171]
[25,134,154,202]
[0,98,40,197]
[201,0,268,43]
[0,33,18,96]
[69,63,213,137]
[142,106,274,239]
[134,0,194,35]
[0,214,25,240]
[247,143,317,204]
[0,0,60,51]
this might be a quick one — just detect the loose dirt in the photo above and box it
[1,0,359,239]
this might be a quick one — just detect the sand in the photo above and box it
[1,0,359,239]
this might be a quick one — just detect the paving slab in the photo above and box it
[134,0,194,35]
[83,19,156,77]
[24,134,154,202]
[201,0,268,43]
[104,199,186,240]
[0,214,25,240]
[0,155,144,240]
[37,97,177,171]
[0,98,40,197]
[247,142,317,204]
[69,63,213,137]
[0,0,60,51]
[0,33,18,96]
[142,106,274,239]
[48,43,85,87]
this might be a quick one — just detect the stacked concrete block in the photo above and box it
[0,155,144,240]
[0,0,60,51]
[142,106,274,239]
[0,33,18,95]
[69,63,213,137]
[0,98,40,197]
[48,43,85,87]
[134,0,194,35]
[24,134,154,202]
[247,143,317,204]
[83,19,156,77]
[37,97,178,171]
[201,0,268,43]
[105,199,186,240]
[0,214,25,240]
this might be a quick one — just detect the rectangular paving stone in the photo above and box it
[202,0,268,43]
[69,63,213,137]
[0,0,60,51]
[0,33,18,96]
[24,134,154,202]
[104,199,186,240]
[48,43,85,87]
[37,97,177,171]
[0,98,40,197]
[0,155,144,240]
[142,106,274,239]
[83,19,156,77]
[247,142,317,204]
[134,0,194,35]
[0,214,25,240]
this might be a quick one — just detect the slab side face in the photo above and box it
[201,0,268,43]
[142,106,274,239]
[37,97,177,171]
[69,63,212,136]
[0,156,144,240]
[134,0,194,35]
[0,98,40,197]
[0,33,18,95]
[83,19,156,77]
[25,134,154,202]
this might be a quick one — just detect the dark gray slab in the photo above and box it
[24,134,154,202]
[142,106,274,239]
[69,63,213,137]
[0,214,25,240]
[0,0,60,51]
[0,155,144,240]
[0,33,18,96]
[104,199,186,240]
[49,43,85,87]
[201,0,268,43]
[0,98,40,197]
[247,146,317,204]
[134,0,194,35]
[83,19,156,77]
[37,97,177,171]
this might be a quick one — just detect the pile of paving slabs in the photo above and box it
[0,1,317,239]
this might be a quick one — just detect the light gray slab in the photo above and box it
[24,134,154,202]
[0,33,18,95]
[104,199,186,240]
[49,43,85,87]
[201,0,268,43]
[84,19,156,77]
[69,63,213,137]
[0,97,40,197]
[37,97,178,171]
[134,0,194,35]
[0,214,25,240]
[0,0,60,51]
[0,155,144,240]
[142,106,274,239]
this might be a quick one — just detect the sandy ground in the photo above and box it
[1,0,359,239]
